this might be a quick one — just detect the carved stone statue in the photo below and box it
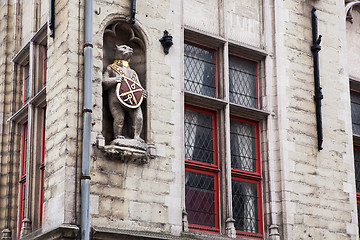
[103,45,146,144]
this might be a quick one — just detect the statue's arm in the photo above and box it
[103,66,122,90]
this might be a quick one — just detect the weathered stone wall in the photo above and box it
[89,0,183,235]
[273,0,358,239]
[0,0,15,235]
[0,0,359,239]
[43,0,82,232]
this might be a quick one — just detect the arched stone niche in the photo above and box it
[102,21,146,143]
[101,20,150,163]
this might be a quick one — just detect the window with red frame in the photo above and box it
[24,64,30,103]
[230,117,262,237]
[184,105,219,232]
[354,147,360,234]
[39,108,46,226]
[184,40,263,238]
[351,90,360,235]
[19,123,28,236]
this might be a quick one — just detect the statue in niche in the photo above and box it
[103,44,146,144]
[100,22,151,163]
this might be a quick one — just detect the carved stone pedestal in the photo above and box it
[104,138,149,164]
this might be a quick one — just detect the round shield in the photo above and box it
[116,77,144,109]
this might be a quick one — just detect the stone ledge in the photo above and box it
[92,227,253,240]
[21,224,79,240]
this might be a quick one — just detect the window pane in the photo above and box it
[24,64,30,102]
[184,109,214,164]
[184,43,216,97]
[351,91,360,135]
[232,180,258,233]
[21,124,28,176]
[43,47,47,86]
[185,171,215,227]
[229,56,257,108]
[354,149,360,192]
[230,120,256,172]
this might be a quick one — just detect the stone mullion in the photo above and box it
[222,42,236,238]
[20,41,36,237]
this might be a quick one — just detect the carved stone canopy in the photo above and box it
[346,0,360,23]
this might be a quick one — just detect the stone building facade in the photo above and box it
[0,0,360,239]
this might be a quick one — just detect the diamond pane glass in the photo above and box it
[232,180,258,233]
[184,43,216,97]
[351,91,360,135]
[229,56,257,108]
[185,171,215,227]
[185,109,214,164]
[230,120,256,172]
[24,64,30,102]
[354,149,360,193]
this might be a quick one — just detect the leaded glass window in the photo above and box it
[354,148,360,193]
[183,39,263,238]
[351,91,360,135]
[230,120,256,172]
[185,108,215,165]
[185,171,216,227]
[24,64,30,103]
[229,56,257,108]
[184,43,216,97]
[232,180,259,233]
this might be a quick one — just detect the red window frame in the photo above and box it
[184,41,217,98]
[184,104,220,233]
[230,116,263,238]
[18,123,28,236]
[39,108,46,226]
[354,146,360,235]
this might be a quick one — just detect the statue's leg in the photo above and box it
[132,107,144,142]
[109,100,125,139]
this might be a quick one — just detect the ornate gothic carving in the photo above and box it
[346,0,360,23]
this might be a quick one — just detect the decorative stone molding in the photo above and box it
[346,0,360,23]
[269,224,280,240]
[103,139,149,164]
[1,229,11,240]
[225,218,236,238]
[20,218,32,238]
[182,210,189,232]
